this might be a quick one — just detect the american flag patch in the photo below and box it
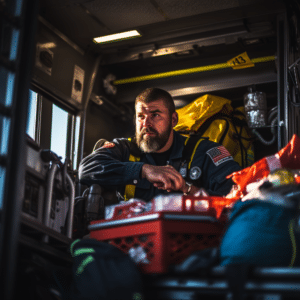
[206,146,233,166]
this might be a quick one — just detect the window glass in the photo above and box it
[50,104,68,162]
[0,166,6,209]
[26,90,37,140]
[73,115,81,170]
[26,90,79,167]
[0,70,15,107]
[0,116,10,155]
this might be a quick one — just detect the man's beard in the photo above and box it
[136,124,172,153]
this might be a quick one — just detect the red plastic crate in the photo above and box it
[89,196,231,274]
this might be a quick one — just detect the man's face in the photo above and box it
[135,100,177,153]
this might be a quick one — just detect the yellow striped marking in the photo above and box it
[124,154,140,201]
[113,56,275,85]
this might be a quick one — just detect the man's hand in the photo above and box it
[141,164,209,196]
[141,164,185,191]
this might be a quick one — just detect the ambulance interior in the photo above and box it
[1,0,300,299]
[36,0,296,158]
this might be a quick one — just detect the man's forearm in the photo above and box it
[79,150,144,187]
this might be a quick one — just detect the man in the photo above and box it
[79,88,241,202]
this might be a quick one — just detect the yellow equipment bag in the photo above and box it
[174,94,254,168]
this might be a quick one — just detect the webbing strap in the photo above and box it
[181,135,206,169]
[188,137,205,169]
[124,154,140,201]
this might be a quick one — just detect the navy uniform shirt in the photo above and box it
[78,131,241,202]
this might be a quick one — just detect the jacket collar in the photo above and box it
[169,130,186,160]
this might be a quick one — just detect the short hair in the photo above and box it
[135,88,175,115]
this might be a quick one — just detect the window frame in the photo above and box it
[27,85,81,171]
[26,90,42,143]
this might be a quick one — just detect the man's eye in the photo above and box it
[153,113,159,117]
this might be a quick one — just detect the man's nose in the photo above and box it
[143,115,152,127]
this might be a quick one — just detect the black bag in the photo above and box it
[171,247,220,274]
[220,192,300,267]
[69,238,144,300]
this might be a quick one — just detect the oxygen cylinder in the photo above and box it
[243,85,267,128]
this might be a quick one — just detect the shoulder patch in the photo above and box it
[206,145,233,166]
[101,142,115,149]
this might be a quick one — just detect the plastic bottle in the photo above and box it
[244,85,267,128]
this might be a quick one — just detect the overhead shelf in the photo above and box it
[115,59,277,103]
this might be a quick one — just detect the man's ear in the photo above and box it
[172,111,178,128]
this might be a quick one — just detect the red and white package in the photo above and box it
[226,134,300,200]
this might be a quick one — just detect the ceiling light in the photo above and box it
[40,42,57,48]
[93,30,141,44]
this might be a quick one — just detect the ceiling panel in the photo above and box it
[83,0,165,32]
[157,0,239,19]
[39,0,111,49]
[38,0,284,54]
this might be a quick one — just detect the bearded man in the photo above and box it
[79,88,241,202]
